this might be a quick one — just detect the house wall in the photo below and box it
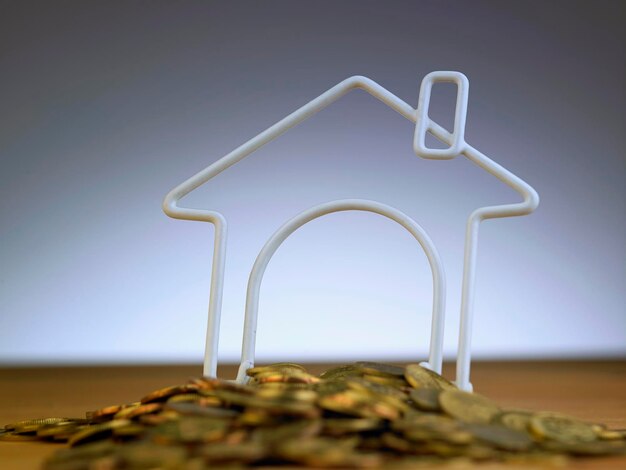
[1,0,624,365]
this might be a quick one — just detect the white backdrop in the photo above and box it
[1,1,624,366]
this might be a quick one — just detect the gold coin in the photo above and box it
[118,442,187,467]
[354,361,406,378]
[409,388,441,412]
[541,439,626,456]
[380,432,414,453]
[319,364,362,380]
[0,432,41,442]
[45,440,117,465]
[345,377,409,413]
[88,404,125,421]
[404,364,456,390]
[530,413,598,444]
[115,403,162,420]
[199,441,267,464]
[361,374,409,389]
[253,370,320,385]
[151,416,229,444]
[439,389,500,424]
[254,386,317,400]
[166,393,202,404]
[192,377,253,394]
[36,421,88,440]
[277,436,380,468]
[251,419,322,444]
[465,423,534,451]
[140,384,199,404]
[214,389,319,418]
[68,419,132,447]
[6,417,71,432]
[494,410,533,433]
[246,362,306,377]
[138,412,178,426]
[323,418,383,435]
[598,429,626,440]
[112,422,146,438]
[318,390,399,420]
[314,379,350,396]
[404,364,440,389]
[165,402,238,418]
[397,414,473,445]
[318,390,371,417]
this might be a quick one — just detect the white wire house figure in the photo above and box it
[162,71,539,392]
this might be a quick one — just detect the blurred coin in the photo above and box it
[362,374,409,389]
[320,364,362,380]
[541,439,626,456]
[252,419,322,444]
[150,416,229,444]
[166,393,202,404]
[165,402,238,418]
[346,376,407,400]
[404,364,440,389]
[398,414,473,446]
[493,410,533,433]
[112,422,145,439]
[45,440,117,465]
[530,413,598,443]
[465,423,534,451]
[253,370,320,385]
[598,429,626,440]
[141,384,199,404]
[118,442,186,467]
[323,418,383,435]
[6,417,72,433]
[246,362,306,376]
[88,404,128,422]
[114,402,162,420]
[409,388,441,412]
[254,387,317,403]
[404,364,456,390]
[319,390,398,420]
[0,432,40,442]
[277,436,381,468]
[355,361,406,378]
[68,419,132,447]
[439,389,500,424]
[199,441,267,464]
[37,421,89,442]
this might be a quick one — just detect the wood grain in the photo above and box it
[1,360,624,469]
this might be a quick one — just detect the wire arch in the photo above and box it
[235,198,446,383]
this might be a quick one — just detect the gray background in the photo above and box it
[1,0,624,365]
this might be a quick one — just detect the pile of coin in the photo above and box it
[2,362,625,468]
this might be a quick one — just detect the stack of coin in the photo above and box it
[2,362,625,468]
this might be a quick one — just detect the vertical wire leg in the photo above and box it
[202,217,228,378]
[455,219,479,392]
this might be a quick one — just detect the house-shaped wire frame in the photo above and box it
[162,71,539,392]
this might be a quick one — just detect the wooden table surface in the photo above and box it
[1,360,625,469]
